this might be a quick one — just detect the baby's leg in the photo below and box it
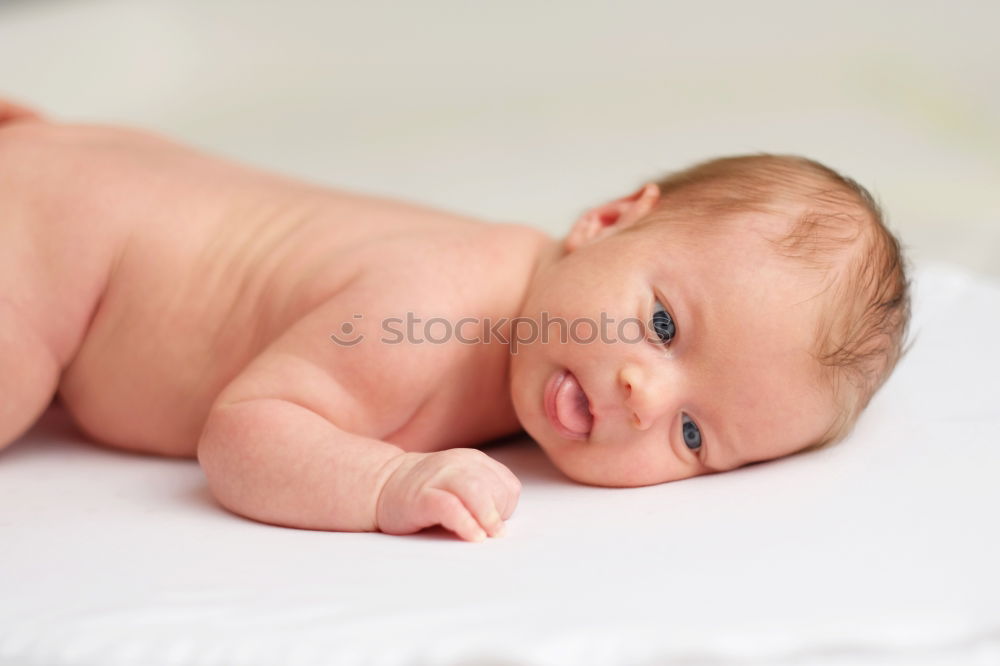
[0,299,60,449]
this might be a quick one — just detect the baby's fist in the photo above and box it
[376,449,521,542]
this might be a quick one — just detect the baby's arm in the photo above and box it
[197,305,518,541]
[198,395,406,532]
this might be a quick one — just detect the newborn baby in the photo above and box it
[0,99,910,542]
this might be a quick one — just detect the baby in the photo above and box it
[0,99,910,542]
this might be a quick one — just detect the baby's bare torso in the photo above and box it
[2,120,535,457]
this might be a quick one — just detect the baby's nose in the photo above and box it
[618,363,661,431]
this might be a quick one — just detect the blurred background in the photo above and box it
[1,0,997,277]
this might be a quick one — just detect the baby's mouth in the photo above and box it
[544,369,593,439]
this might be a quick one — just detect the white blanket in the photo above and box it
[1,261,999,666]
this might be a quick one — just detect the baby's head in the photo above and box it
[509,154,911,486]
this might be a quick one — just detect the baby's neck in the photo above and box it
[459,222,562,438]
[498,225,563,322]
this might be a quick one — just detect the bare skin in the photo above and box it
[0,100,838,542]
[0,102,533,541]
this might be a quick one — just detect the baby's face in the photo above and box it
[509,209,836,486]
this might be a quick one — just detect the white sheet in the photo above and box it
[2,260,999,666]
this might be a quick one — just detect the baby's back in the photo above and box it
[1,117,532,457]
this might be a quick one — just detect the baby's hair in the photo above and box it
[644,154,912,452]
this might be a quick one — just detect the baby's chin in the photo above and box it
[547,455,642,488]
[517,427,603,486]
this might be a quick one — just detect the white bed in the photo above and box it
[2,260,998,666]
[2,1,998,663]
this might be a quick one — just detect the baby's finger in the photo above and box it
[486,458,521,491]
[484,461,521,520]
[425,488,488,543]
[450,475,507,538]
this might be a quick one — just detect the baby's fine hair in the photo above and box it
[646,154,912,451]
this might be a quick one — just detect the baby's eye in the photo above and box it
[681,413,702,451]
[650,299,676,345]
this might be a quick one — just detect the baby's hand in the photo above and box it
[376,449,521,542]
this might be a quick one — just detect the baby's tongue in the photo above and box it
[555,372,593,436]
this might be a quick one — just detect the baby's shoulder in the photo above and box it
[243,263,479,438]
[218,221,534,446]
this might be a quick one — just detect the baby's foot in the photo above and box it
[0,98,45,125]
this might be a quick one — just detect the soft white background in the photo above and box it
[2,3,999,666]
[0,0,997,277]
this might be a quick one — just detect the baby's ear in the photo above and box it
[564,183,661,253]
